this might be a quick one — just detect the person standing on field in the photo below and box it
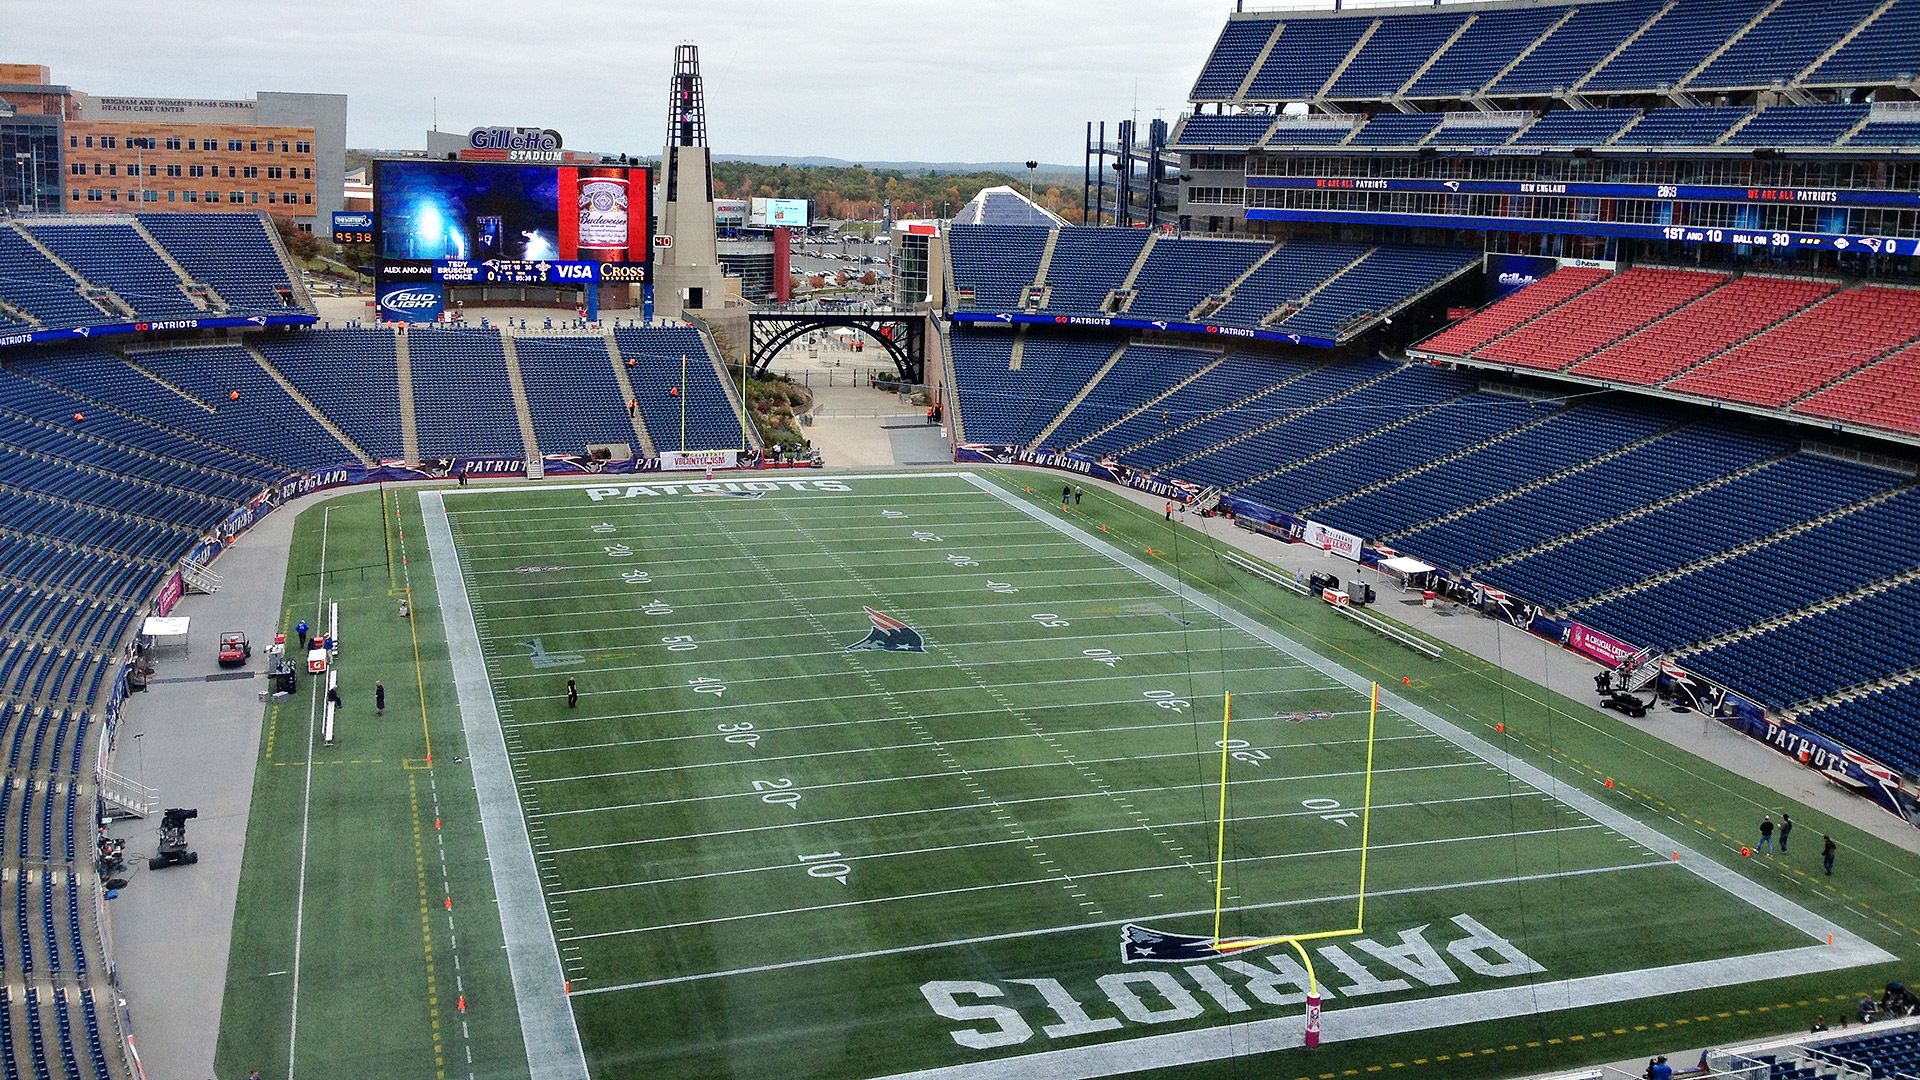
[1758,815,1775,854]
[1780,812,1793,853]
[375,680,386,716]
[566,676,579,709]
[1823,835,1837,876]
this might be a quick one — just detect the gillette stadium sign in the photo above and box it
[468,126,564,162]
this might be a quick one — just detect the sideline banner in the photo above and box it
[1564,621,1638,667]
[948,311,1339,350]
[954,444,1201,502]
[0,312,318,351]
[1301,519,1364,562]
[153,572,184,618]
[659,449,739,472]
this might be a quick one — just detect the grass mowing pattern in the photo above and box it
[428,470,1893,1079]
[214,491,531,1080]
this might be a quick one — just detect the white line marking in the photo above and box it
[423,491,590,1080]
[567,860,1667,995]
[285,503,329,1080]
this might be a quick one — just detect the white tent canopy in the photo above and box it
[140,616,189,648]
[1380,556,1435,576]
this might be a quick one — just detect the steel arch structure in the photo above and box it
[748,307,926,383]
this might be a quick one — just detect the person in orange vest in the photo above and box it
[1165,501,1173,521]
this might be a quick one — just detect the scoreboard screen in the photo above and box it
[371,159,651,285]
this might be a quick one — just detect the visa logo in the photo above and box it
[553,263,595,281]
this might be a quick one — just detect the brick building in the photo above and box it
[0,63,346,230]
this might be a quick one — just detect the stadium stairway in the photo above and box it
[1562,480,1919,613]
[2,227,131,323]
[1029,342,1130,448]
[0,387,264,497]
[1193,244,1285,322]
[1061,351,1233,452]
[1800,0,1902,82]
[495,333,544,463]
[240,343,374,467]
[1156,361,1402,469]
[1260,246,1377,328]
[122,219,223,315]
[1785,663,1920,720]
[599,329,657,458]
[1029,229,1060,307]
[101,354,290,475]
[1106,358,1328,457]
[1570,0,1679,94]
[1673,562,1920,663]
[1418,266,1610,356]
[395,328,419,463]
[1235,383,1480,488]
[1115,234,1160,306]
[1676,0,1788,91]
[1303,394,1571,513]
[1378,418,1691,543]
[1468,448,1797,572]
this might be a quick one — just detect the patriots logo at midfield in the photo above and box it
[1121,924,1270,963]
[846,607,925,653]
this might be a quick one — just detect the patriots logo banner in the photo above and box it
[846,607,926,653]
[1121,924,1270,963]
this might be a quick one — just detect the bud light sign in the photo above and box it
[1484,253,1558,302]
[378,282,444,323]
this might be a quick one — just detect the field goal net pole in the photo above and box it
[1209,682,1381,1047]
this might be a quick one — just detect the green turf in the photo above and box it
[213,489,531,1080]
[216,469,1919,1080]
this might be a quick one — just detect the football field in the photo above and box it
[418,470,1892,1079]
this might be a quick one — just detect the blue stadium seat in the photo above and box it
[612,327,749,453]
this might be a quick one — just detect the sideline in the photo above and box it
[286,505,330,1079]
[420,491,590,1080]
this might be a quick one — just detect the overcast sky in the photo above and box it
[13,1,1234,165]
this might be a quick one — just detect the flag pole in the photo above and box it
[679,352,688,452]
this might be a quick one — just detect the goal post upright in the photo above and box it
[1209,681,1382,953]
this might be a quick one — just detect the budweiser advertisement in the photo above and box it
[371,159,650,285]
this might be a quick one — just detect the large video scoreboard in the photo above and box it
[371,159,651,318]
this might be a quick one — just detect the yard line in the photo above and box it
[557,824,1604,942]
[442,473,977,506]
[458,520,1073,556]
[499,664,1309,719]
[565,860,1669,995]
[490,639,1282,683]
[470,561,1140,610]
[450,506,1039,539]
[515,703,1384,758]
[521,728,1440,788]
[552,792,1537,896]
[475,591,1182,632]
[534,759,1482,834]
[461,536,1090,570]
[542,741,1452,820]
[474,589,1205,632]
[490,625,1275,667]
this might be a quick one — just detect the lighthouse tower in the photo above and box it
[653,44,728,321]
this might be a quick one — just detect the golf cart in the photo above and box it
[217,631,252,667]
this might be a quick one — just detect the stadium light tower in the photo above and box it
[655,43,727,321]
[1025,160,1038,201]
